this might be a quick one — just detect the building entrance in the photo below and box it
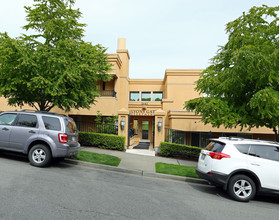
[129,116,154,147]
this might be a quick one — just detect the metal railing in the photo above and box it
[76,121,118,135]
[98,90,116,97]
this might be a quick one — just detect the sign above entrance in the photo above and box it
[130,110,155,116]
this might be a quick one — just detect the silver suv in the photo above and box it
[196,137,279,202]
[0,110,80,167]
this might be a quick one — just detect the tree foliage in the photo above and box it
[0,0,111,112]
[184,5,279,139]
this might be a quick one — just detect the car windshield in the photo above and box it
[65,117,77,133]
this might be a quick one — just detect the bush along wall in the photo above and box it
[160,142,202,160]
[79,132,125,151]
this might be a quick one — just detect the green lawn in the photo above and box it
[75,151,121,167]
[155,162,200,179]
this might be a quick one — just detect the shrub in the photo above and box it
[79,132,125,151]
[160,142,202,160]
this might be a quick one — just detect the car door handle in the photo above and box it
[251,163,260,166]
[29,130,36,134]
[2,127,9,131]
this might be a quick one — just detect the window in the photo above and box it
[152,92,163,101]
[235,144,250,154]
[206,141,225,152]
[16,114,37,128]
[133,119,138,135]
[141,92,151,101]
[0,113,17,125]
[130,92,140,101]
[249,145,279,162]
[65,117,77,133]
[43,116,61,131]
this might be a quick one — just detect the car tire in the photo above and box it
[28,144,52,167]
[228,175,256,202]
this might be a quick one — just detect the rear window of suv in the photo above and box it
[206,141,225,152]
[64,117,77,133]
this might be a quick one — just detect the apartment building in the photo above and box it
[0,38,274,152]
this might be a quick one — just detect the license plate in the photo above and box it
[72,137,76,142]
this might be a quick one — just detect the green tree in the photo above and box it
[0,0,111,112]
[184,5,279,140]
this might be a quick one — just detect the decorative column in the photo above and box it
[154,109,166,154]
[118,108,129,148]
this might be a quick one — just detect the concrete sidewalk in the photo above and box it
[65,147,207,184]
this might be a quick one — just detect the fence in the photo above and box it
[75,121,118,135]
[165,128,186,145]
[98,90,116,97]
[165,128,189,144]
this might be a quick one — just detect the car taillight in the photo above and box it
[209,152,231,160]
[59,133,68,143]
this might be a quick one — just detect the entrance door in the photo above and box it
[142,121,149,139]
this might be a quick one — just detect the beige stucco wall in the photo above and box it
[168,110,274,134]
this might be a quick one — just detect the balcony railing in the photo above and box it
[98,90,116,97]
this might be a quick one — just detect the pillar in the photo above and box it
[154,109,166,154]
[118,108,129,148]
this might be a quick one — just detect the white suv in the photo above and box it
[196,137,279,202]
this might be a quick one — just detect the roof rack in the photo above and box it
[20,109,37,112]
[217,137,244,141]
[216,137,279,145]
[20,109,66,117]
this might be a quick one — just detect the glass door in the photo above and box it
[142,121,149,139]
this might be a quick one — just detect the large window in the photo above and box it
[130,92,140,101]
[141,92,151,101]
[153,92,163,101]
[129,91,163,102]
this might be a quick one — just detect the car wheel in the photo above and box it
[228,175,256,202]
[28,144,52,167]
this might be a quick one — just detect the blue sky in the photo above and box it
[0,0,278,79]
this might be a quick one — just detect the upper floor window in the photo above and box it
[141,92,151,101]
[129,91,163,102]
[130,92,140,101]
[152,92,163,101]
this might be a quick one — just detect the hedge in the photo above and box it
[79,132,125,151]
[160,142,202,160]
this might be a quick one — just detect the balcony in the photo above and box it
[98,90,116,97]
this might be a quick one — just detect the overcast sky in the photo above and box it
[0,0,278,79]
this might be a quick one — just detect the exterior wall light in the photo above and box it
[120,119,125,131]
[158,120,162,132]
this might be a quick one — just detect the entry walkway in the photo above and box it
[80,147,197,173]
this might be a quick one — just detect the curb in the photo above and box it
[63,159,208,185]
